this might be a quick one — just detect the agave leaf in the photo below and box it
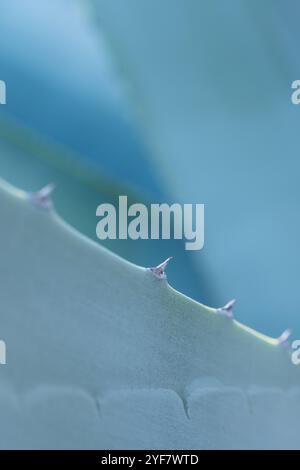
[0,178,298,449]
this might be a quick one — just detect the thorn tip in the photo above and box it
[217,299,236,318]
[277,329,292,346]
[149,256,172,279]
[29,183,56,209]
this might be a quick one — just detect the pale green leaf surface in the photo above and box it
[0,178,299,448]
